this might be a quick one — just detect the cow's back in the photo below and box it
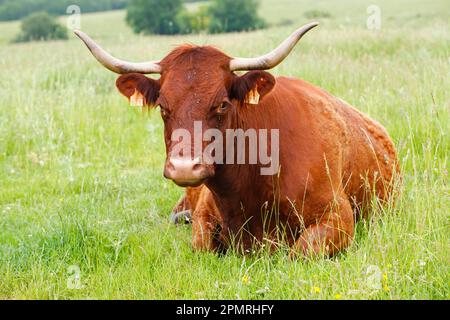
[264,77,399,217]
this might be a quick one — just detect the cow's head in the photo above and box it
[75,23,318,187]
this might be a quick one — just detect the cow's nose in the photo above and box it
[164,157,211,187]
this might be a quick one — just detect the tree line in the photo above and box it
[11,0,264,43]
[0,0,128,21]
[127,0,265,35]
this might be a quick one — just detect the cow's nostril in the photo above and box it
[164,157,213,186]
[166,161,175,171]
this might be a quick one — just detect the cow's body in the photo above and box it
[175,77,399,255]
[76,23,400,256]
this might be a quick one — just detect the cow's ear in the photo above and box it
[230,71,275,105]
[116,73,160,108]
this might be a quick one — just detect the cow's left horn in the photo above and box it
[229,22,319,71]
[74,30,162,74]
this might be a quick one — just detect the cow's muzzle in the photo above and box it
[164,157,214,187]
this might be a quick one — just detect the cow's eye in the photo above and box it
[216,102,229,113]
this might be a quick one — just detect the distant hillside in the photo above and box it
[0,0,128,21]
[0,0,210,21]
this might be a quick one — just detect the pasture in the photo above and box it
[0,0,448,299]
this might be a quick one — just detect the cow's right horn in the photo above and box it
[229,22,319,72]
[74,30,162,74]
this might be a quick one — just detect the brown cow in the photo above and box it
[75,23,400,256]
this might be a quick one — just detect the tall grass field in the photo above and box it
[0,0,448,299]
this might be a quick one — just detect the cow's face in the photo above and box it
[75,23,318,186]
[116,47,275,187]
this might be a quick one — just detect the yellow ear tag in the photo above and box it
[130,89,144,107]
[245,87,260,105]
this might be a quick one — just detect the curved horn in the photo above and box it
[229,22,319,71]
[74,30,162,74]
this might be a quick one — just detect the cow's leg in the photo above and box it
[170,194,192,225]
[170,210,192,224]
[291,196,354,257]
[191,188,223,252]
[191,207,222,252]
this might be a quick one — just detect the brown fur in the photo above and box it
[116,45,400,257]
[174,186,223,252]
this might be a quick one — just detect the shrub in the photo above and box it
[303,9,332,19]
[177,5,210,34]
[126,0,184,35]
[0,0,128,22]
[208,0,265,34]
[14,11,67,42]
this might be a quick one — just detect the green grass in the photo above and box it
[0,0,449,299]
